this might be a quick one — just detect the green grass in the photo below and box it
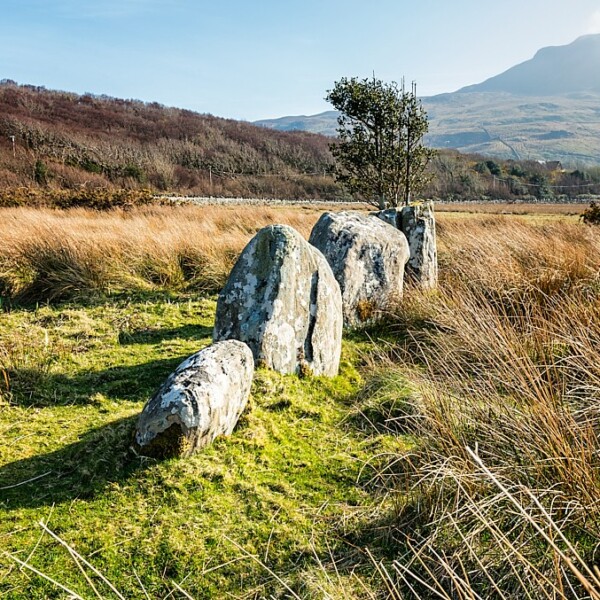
[0,294,408,598]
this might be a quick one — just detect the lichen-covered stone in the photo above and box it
[372,201,438,289]
[134,340,254,458]
[308,211,410,327]
[213,224,343,377]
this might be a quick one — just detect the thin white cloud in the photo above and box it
[587,9,600,33]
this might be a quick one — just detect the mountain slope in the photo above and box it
[255,35,600,165]
[423,90,600,164]
[457,34,600,95]
[255,112,338,136]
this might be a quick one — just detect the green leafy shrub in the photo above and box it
[581,201,600,224]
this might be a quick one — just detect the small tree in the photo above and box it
[326,76,435,209]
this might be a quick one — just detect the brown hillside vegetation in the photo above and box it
[0,80,338,198]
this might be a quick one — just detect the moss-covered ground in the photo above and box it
[0,294,409,598]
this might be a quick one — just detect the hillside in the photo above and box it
[457,34,600,95]
[0,81,338,198]
[424,90,600,164]
[255,35,600,166]
[256,110,339,135]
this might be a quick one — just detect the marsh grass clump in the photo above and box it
[0,204,325,304]
[355,215,600,598]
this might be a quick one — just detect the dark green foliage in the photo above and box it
[510,163,527,177]
[475,160,501,176]
[34,160,48,185]
[581,201,600,224]
[326,77,436,208]
[121,163,146,183]
[485,160,501,176]
[529,173,553,199]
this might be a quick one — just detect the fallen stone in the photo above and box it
[134,340,254,458]
[213,224,343,377]
[308,211,410,326]
[372,201,438,289]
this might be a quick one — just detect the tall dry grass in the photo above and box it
[364,216,600,598]
[0,204,326,302]
[436,202,586,216]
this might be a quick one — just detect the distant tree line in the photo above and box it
[426,151,600,201]
[1,80,599,203]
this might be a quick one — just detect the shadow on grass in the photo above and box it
[5,355,192,407]
[343,314,432,349]
[117,323,213,345]
[0,415,150,510]
[1,289,216,313]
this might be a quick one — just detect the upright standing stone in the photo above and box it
[213,224,343,377]
[309,211,410,327]
[372,201,438,289]
[134,340,254,458]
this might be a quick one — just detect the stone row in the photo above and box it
[134,204,437,458]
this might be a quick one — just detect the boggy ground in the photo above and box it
[1,202,600,599]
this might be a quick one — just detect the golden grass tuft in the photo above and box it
[362,215,600,598]
[0,204,324,302]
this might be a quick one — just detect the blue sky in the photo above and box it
[2,0,600,120]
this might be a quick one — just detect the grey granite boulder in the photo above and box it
[134,340,254,458]
[213,224,343,377]
[373,201,438,289]
[309,211,410,327]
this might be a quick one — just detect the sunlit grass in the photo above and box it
[0,292,403,598]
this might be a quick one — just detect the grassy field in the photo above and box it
[1,294,401,598]
[436,201,586,216]
[1,202,600,598]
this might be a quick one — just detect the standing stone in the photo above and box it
[373,201,438,289]
[213,224,343,377]
[308,211,410,327]
[134,340,254,458]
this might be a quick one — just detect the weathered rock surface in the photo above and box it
[134,340,254,458]
[308,211,410,327]
[373,201,438,289]
[213,224,343,377]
